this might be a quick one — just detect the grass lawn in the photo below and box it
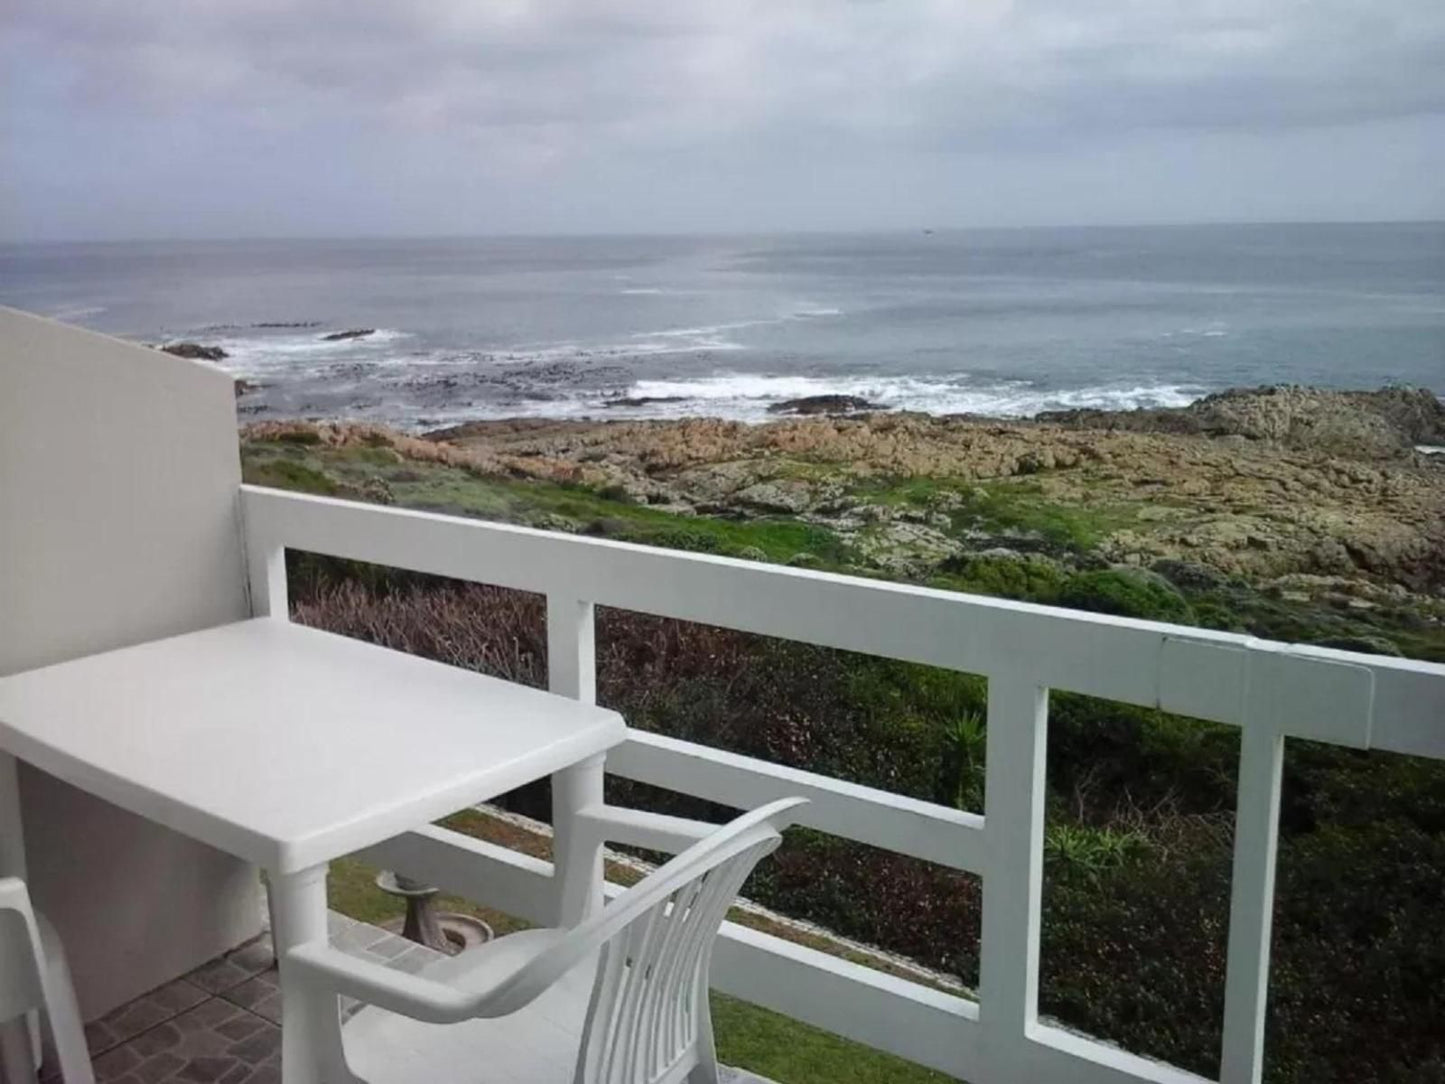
[711,993,958,1084]
[325,856,957,1084]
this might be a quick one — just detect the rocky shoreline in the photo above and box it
[241,384,1445,656]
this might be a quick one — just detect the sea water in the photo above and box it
[2,222,1441,428]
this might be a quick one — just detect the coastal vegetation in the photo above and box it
[242,386,1445,1083]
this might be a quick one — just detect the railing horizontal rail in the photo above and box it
[608,730,986,872]
[240,486,1444,755]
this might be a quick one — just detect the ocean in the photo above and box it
[2,223,1441,429]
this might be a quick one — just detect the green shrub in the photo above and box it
[939,712,986,811]
[944,553,1067,602]
[644,528,724,553]
[242,458,340,495]
[596,483,635,504]
[1058,568,1194,622]
[1044,823,1148,878]
[273,429,323,445]
[1041,826,1231,1077]
[1312,634,1403,657]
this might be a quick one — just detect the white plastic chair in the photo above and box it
[287,796,807,1084]
[0,878,95,1084]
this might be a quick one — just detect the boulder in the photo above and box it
[1038,385,1445,460]
[733,480,815,515]
[767,395,884,416]
[161,342,228,361]
[603,396,688,409]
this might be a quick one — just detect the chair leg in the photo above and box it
[40,953,93,1084]
[687,993,721,1084]
[0,1017,35,1084]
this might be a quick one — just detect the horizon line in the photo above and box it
[4,216,1444,248]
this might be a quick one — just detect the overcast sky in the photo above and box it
[3,0,1444,241]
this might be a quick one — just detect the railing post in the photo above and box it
[978,676,1049,1076]
[548,594,603,926]
[1220,711,1285,1084]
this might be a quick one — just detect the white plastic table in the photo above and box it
[0,618,628,1083]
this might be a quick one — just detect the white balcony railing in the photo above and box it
[238,484,1445,1084]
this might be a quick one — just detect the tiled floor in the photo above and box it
[47,913,773,1084]
[47,914,442,1084]
[66,940,280,1084]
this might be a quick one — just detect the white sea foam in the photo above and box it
[589,373,1206,422]
[214,327,411,373]
[466,307,841,367]
[636,320,772,339]
[260,369,1210,431]
[453,326,756,366]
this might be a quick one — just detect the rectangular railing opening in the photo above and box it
[1041,692,1240,1079]
[595,608,990,815]
[609,773,984,999]
[1265,739,1445,1081]
[286,550,549,693]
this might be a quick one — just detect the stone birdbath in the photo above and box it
[375,871,493,956]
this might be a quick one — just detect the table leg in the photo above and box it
[552,754,605,927]
[268,865,354,1084]
[0,753,36,1082]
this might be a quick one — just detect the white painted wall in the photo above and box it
[0,307,261,1018]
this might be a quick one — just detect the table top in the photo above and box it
[0,619,626,872]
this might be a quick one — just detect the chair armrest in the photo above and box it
[574,804,717,855]
[285,944,523,1025]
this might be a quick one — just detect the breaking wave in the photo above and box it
[214,327,411,374]
[591,374,1205,421]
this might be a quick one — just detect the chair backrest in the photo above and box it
[0,877,46,1023]
[478,797,805,1084]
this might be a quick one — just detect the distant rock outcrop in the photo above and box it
[603,395,688,409]
[160,342,228,361]
[1037,385,1445,460]
[321,328,375,342]
[767,394,884,416]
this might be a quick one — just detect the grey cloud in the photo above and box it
[3,0,1443,239]
[15,0,1445,139]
